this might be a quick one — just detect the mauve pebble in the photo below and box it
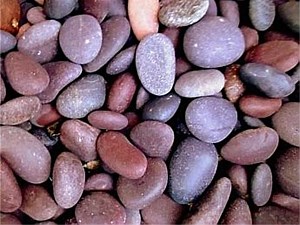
[205,0,217,16]
[219,0,240,26]
[84,173,113,191]
[59,14,102,64]
[117,158,168,210]
[175,57,192,77]
[244,41,299,72]
[44,0,77,19]
[37,61,82,103]
[162,27,181,49]
[243,116,266,128]
[136,33,175,96]
[26,6,46,24]
[169,137,218,204]
[184,16,245,68]
[272,103,299,147]
[240,26,259,51]
[60,119,100,162]
[0,76,6,103]
[142,93,181,122]
[18,20,61,64]
[0,214,22,225]
[175,69,225,98]
[159,0,209,27]
[227,165,248,198]
[123,112,140,131]
[249,0,275,31]
[240,63,295,98]
[4,51,49,95]
[0,30,17,54]
[141,194,184,224]
[278,1,299,33]
[106,45,137,75]
[88,110,128,130]
[185,97,237,143]
[271,192,300,213]
[30,103,61,127]
[56,74,106,118]
[221,127,279,165]
[84,16,130,72]
[107,72,137,113]
[135,86,150,110]
[125,209,141,225]
[251,163,272,206]
[0,96,41,125]
[130,121,174,160]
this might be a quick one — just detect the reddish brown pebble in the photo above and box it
[175,57,192,77]
[30,104,61,127]
[264,30,299,43]
[0,214,22,224]
[227,165,248,198]
[26,6,46,24]
[123,112,141,131]
[271,192,300,213]
[240,26,259,51]
[97,131,147,179]
[0,0,20,34]
[16,22,31,39]
[84,173,113,191]
[224,64,245,103]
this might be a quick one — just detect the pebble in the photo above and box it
[44,0,77,19]
[227,165,248,198]
[221,127,279,165]
[206,0,217,16]
[0,214,22,224]
[30,103,61,127]
[56,74,106,118]
[162,27,181,49]
[135,86,150,110]
[185,97,237,143]
[264,30,299,43]
[26,6,46,24]
[271,192,300,213]
[88,110,128,130]
[183,16,245,68]
[125,209,141,225]
[84,173,113,191]
[16,22,31,39]
[175,57,192,77]
[0,30,17,54]
[0,76,5,103]
[278,1,299,33]
[240,26,259,51]
[0,0,20,34]
[219,0,240,26]
[136,33,175,96]
[224,64,245,103]
[159,0,209,27]
[249,0,275,31]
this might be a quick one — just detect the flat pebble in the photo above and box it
[44,0,77,19]
[26,6,46,24]
[88,110,128,130]
[227,165,248,198]
[278,1,299,33]
[0,30,17,54]
[249,0,275,31]
[136,33,175,96]
[84,173,113,191]
[221,127,279,165]
[219,0,240,26]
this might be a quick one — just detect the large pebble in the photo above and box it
[88,110,128,130]
[53,152,85,209]
[130,121,174,159]
[37,61,82,103]
[249,0,275,31]
[0,30,17,54]
[272,102,300,147]
[175,69,225,98]
[59,15,102,64]
[97,131,147,179]
[56,74,106,118]
[159,0,209,27]
[275,147,299,198]
[245,41,299,72]
[278,1,299,33]
[60,120,100,162]
[0,159,22,213]
[0,96,41,125]
[117,158,168,210]
[44,0,77,19]
[169,137,218,204]
[184,16,245,68]
[84,16,130,72]
[142,93,181,122]
[240,63,295,98]
[185,97,237,143]
[0,126,51,184]
[219,0,240,26]
[17,20,61,64]
[227,165,248,198]
[136,33,175,96]
[221,127,279,165]
[84,173,113,191]
[4,51,49,95]
[75,192,126,225]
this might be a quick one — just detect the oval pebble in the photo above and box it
[224,64,245,103]
[56,74,106,118]
[0,159,22,213]
[30,103,61,127]
[244,41,299,72]
[135,86,150,110]
[184,16,245,68]
[97,131,147,179]
[0,126,51,184]
[18,20,61,64]
[60,120,100,162]
[117,158,168,210]
[75,192,126,225]
[130,121,174,160]
[84,16,130,72]
[278,1,299,33]
[136,33,175,96]
[142,93,181,122]
[53,152,85,209]
[4,51,50,95]
[59,14,102,64]
[0,214,22,225]
[169,137,218,204]
[221,127,279,165]
[88,110,128,130]
[219,0,240,26]
[271,192,300,213]
[26,6,46,24]
[240,26,259,51]
[249,0,275,31]
[125,209,141,225]
[84,173,113,191]
[20,185,58,221]
[44,0,77,19]
[240,63,295,98]
[159,0,209,27]
[272,102,300,147]
[185,97,237,143]
[227,165,248,198]
[0,96,41,125]
[239,95,282,118]
[37,61,82,103]
[0,30,17,54]
[0,76,6,103]
[251,163,272,206]
[174,69,225,98]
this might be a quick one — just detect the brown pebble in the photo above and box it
[224,64,245,103]
[84,173,114,191]
[240,26,259,51]
[271,192,300,213]
[88,110,128,130]
[16,22,31,39]
[30,103,61,127]
[0,0,20,34]
[227,164,248,198]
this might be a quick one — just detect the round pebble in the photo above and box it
[249,0,275,31]
[44,0,77,19]
[88,110,128,130]
[0,30,17,54]
[219,0,240,26]
[26,6,46,24]
[227,165,248,198]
